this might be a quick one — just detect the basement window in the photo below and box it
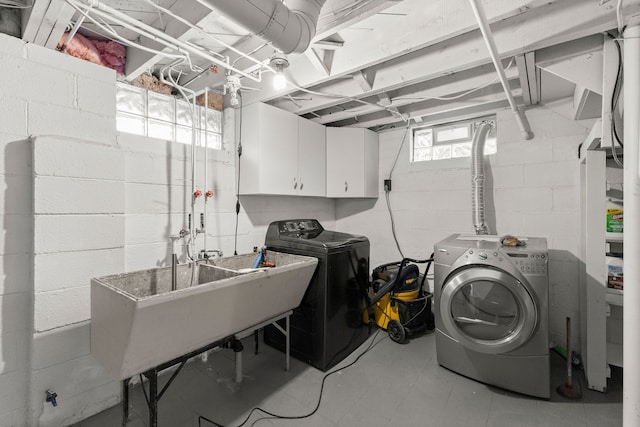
[116,82,222,149]
[410,115,497,162]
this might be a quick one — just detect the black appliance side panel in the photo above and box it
[323,243,371,370]
[263,242,370,371]
[263,245,328,369]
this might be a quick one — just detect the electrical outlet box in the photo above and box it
[384,179,392,192]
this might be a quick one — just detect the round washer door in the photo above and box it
[440,266,537,354]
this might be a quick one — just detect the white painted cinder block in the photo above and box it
[33,136,123,179]
[28,103,116,145]
[32,322,90,370]
[33,248,124,293]
[552,186,580,212]
[124,150,190,186]
[0,253,31,296]
[0,97,27,136]
[0,33,26,58]
[34,214,124,254]
[31,355,119,426]
[0,407,26,427]
[523,160,579,188]
[495,140,553,166]
[551,135,584,161]
[1,60,75,108]
[26,40,115,82]
[118,131,189,159]
[76,77,116,117]
[490,165,525,189]
[519,211,580,240]
[0,175,32,215]
[0,329,29,375]
[0,139,31,176]
[34,177,125,214]
[125,213,185,246]
[124,241,173,272]
[0,214,33,256]
[0,370,28,414]
[494,187,552,212]
[34,285,90,332]
[125,182,190,214]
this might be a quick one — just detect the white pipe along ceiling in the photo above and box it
[18,1,640,130]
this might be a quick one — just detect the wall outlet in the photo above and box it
[384,179,392,192]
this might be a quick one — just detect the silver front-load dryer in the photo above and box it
[434,234,550,398]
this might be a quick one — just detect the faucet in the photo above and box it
[201,249,223,262]
[45,390,57,407]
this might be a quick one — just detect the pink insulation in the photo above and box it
[57,32,126,74]
[94,40,126,74]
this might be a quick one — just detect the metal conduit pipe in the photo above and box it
[160,60,199,275]
[468,0,533,140]
[471,122,492,235]
[203,0,327,54]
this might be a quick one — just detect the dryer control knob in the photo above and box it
[478,252,488,260]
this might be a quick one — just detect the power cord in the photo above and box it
[197,330,384,427]
[607,32,624,167]
[385,123,411,258]
[233,91,243,255]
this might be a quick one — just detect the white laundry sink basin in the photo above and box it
[90,251,317,380]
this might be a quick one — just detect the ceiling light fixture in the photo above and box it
[270,53,290,90]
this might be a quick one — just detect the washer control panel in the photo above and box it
[507,252,547,275]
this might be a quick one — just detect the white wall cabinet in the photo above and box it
[297,117,326,197]
[326,127,379,198]
[239,102,325,197]
[579,146,624,393]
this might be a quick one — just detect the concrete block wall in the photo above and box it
[0,31,119,426]
[0,33,336,425]
[335,99,594,351]
[119,131,336,271]
[32,136,124,426]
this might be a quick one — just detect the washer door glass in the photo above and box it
[440,266,536,354]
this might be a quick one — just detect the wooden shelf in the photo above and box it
[606,288,623,306]
[607,342,623,368]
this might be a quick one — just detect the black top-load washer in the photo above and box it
[264,219,370,371]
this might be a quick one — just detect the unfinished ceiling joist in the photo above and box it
[515,52,540,106]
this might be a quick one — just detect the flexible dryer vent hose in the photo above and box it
[471,122,492,235]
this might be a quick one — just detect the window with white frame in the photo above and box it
[411,115,497,162]
[115,82,223,149]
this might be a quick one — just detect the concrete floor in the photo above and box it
[73,330,622,427]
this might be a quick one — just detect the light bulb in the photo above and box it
[273,73,287,90]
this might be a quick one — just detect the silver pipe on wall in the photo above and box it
[202,0,327,54]
[471,122,492,235]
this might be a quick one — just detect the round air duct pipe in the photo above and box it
[207,0,326,54]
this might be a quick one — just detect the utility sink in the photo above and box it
[91,251,317,380]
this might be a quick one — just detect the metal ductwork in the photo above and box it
[209,0,326,54]
[471,122,492,235]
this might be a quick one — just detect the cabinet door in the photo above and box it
[259,104,298,195]
[326,127,365,197]
[298,118,326,196]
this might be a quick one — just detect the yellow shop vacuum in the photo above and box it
[365,257,435,343]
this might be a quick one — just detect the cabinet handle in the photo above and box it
[345,181,348,192]
[300,179,304,190]
[293,177,297,190]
